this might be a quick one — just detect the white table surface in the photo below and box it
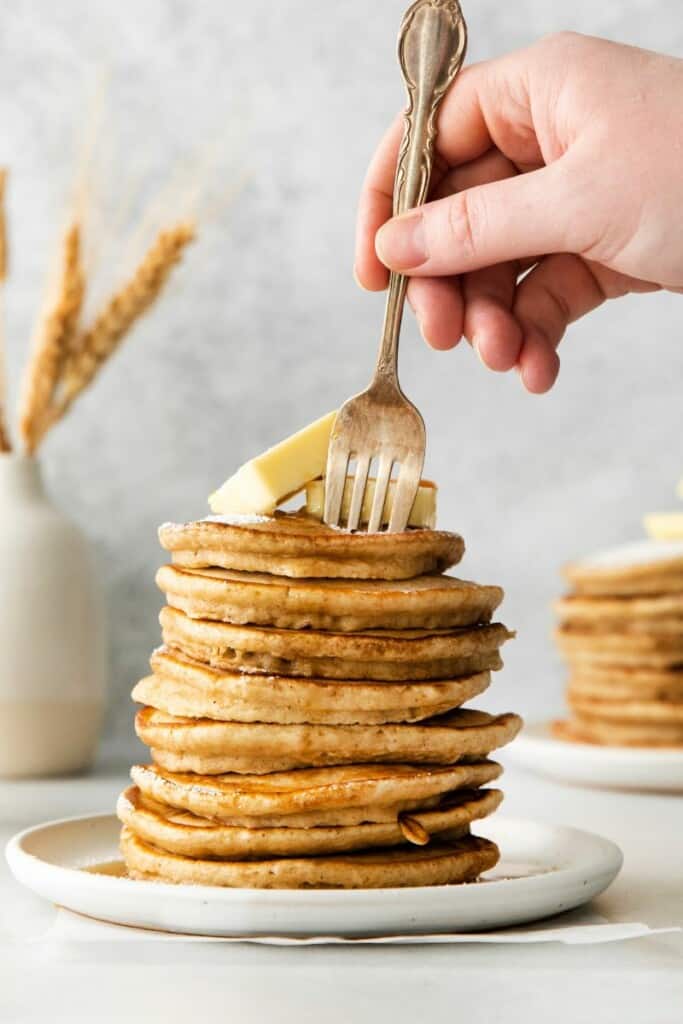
[1,760,682,1024]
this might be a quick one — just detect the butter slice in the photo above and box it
[209,411,337,516]
[644,513,683,541]
[306,477,437,529]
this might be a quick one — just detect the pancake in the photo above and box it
[568,693,683,724]
[157,564,503,632]
[136,706,523,774]
[555,625,683,669]
[555,593,683,629]
[130,760,502,826]
[563,539,683,596]
[117,785,502,858]
[554,715,683,747]
[567,665,683,703]
[158,512,464,581]
[159,606,511,681]
[120,826,500,888]
[134,651,493,725]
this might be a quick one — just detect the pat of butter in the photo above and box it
[209,411,337,515]
[306,477,437,529]
[644,513,683,541]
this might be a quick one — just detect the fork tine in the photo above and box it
[367,454,393,533]
[323,446,350,526]
[346,455,371,532]
[388,453,424,533]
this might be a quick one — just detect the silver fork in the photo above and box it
[324,0,467,534]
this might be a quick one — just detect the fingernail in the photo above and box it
[418,318,433,347]
[376,213,428,270]
[473,333,487,367]
[353,265,368,291]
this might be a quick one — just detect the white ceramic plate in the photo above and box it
[508,720,683,793]
[6,813,622,938]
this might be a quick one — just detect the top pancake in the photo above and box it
[159,512,464,581]
[564,539,683,596]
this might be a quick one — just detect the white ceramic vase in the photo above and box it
[0,454,106,776]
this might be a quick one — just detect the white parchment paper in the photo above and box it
[41,906,679,946]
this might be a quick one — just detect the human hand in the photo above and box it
[355,33,683,392]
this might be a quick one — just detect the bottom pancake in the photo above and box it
[120,826,499,888]
[117,785,502,858]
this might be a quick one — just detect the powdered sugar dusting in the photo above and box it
[202,513,273,526]
[577,539,683,570]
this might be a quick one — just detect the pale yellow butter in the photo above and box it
[306,477,437,529]
[643,513,683,541]
[209,411,337,516]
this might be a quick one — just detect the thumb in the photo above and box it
[375,161,583,276]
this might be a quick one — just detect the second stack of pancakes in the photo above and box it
[118,513,520,887]
[554,540,683,747]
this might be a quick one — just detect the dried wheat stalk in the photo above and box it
[18,223,85,453]
[49,220,195,429]
[0,168,8,281]
[0,168,11,452]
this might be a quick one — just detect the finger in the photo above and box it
[517,331,561,395]
[354,116,403,290]
[431,145,518,201]
[432,149,523,370]
[434,51,545,171]
[407,276,464,350]
[463,263,523,371]
[355,43,541,288]
[375,160,586,278]
[513,253,611,393]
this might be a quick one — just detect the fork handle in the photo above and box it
[374,0,467,385]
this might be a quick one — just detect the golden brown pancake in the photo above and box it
[133,651,493,725]
[157,564,503,632]
[130,760,502,827]
[121,826,500,888]
[555,593,683,629]
[555,625,683,669]
[117,785,502,858]
[159,512,464,581]
[554,715,683,747]
[159,606,511,681]
[563,540,683,597]
[567,665,683,703]
[136,706,522,774]
[568,693,683,724]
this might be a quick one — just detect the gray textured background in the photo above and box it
[1,0,681,765]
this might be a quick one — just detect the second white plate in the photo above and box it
[507,720,683,792]
[6,812,622,938]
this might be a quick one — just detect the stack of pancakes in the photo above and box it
[118,513,520,888]
[554,540,683,747]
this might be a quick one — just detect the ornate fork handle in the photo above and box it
[374,0,467,386]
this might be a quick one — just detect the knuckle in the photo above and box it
[445,190,484,264]
[537,30,586,55]
[540,282,572,332]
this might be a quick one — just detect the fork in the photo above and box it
[324,0,467,533]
